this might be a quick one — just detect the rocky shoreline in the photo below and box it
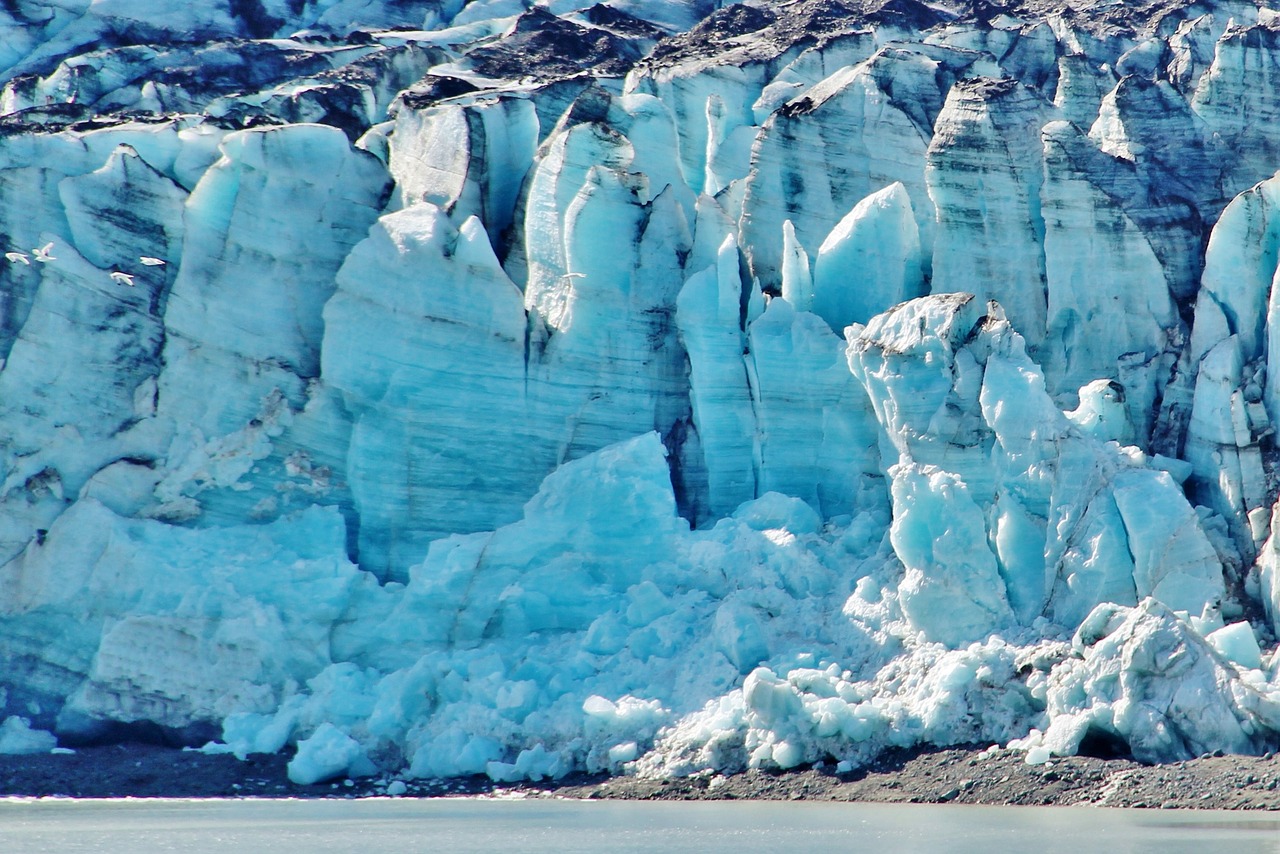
[1,743,1277,810]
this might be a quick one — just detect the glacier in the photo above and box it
[1,0,1280,785]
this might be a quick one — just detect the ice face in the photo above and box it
[849,294,1227,635]
[927,79,1048,346]
[676,234,757,518]
[322,204,532,578]
[0,500,362,738]
[0,0,1279,785]
[739,48,940,292]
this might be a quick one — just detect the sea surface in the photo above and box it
[2,797,1278,853]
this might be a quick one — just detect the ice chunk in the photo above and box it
[398,432,686,646]
[1036,600,1273,763]
[0,716,57,755]
[288,723,373,785]
[1111,470,1226,616]
[1205,622,1263,671]
[218,699,303,759]
[713,602,770,674]
[779,220,814,313]
[1065,380,1135,445]
[745,300,880,518]
[411,733,503,779]
[889,463,1014,646]
[731,492,821,535]
[810,182,924,331]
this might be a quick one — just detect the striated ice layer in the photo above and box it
[927,78,1048,346]
[386,93,539,236]
[1192,19,1280,202]
[739,45,960,291]
[322,203,533,579]
[1040,120,1184,420]
[160,124,391,439]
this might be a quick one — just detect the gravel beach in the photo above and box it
[2,743,1277,810]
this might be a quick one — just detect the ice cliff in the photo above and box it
[3,0,1280,784]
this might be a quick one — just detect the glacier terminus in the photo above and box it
[1,0,1280,788]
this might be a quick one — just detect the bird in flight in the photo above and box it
[109,271,135,286]
[139,256,165,266]
[5,251,29,264]
[32,242,55,262]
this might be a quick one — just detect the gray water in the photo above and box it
[2,798,1278,853]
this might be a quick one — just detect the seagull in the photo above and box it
[109,271,135,286]
[139,256,165,266]
[32,242,55,263]
[4,251,28,264]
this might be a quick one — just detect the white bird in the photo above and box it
[32,242,55,263]
[109,271,135,286]
[5,251,28,264]
[139,256,165,266]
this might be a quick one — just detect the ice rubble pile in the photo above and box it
[2,0,1280,780]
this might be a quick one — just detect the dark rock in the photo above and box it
[397,75,481,109]
[647,3,778,63]
[582,4,667,39]
[463,7,644,81]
